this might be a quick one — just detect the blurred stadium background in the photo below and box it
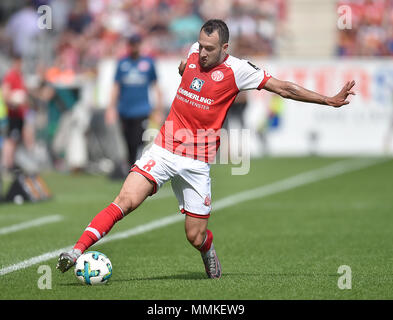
[1,0,393,300]
[0,0,392,178]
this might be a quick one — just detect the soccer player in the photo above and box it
[57,19,355,279]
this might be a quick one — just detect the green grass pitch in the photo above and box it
[0,156,392,300]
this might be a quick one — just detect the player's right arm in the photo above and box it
[105,82,119,125]
[263,77,356,108]
[106,58,125,125]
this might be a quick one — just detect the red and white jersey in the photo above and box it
[154,42,271,163]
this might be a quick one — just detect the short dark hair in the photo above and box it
[128,34,142,44]
[200,19,229,45]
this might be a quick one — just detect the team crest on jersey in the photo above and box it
[204,195,211,207]
[138,60,150,72]
[190,77,205,92]
[211,70,224,82]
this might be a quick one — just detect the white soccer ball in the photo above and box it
[74,251,112,285]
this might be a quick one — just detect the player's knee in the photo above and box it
[113,193,134,215]
[185,228,205,248]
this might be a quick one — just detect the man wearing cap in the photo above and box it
[106,34,164,176]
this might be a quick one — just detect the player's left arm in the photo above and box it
[263,77,356,108]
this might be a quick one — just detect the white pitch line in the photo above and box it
[0,215,64,236]
[0,157,388,276]
[213,157,386,210]
[55,187,172,203]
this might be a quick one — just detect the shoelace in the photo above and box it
[205,250,217,272]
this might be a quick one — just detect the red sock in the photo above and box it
[74,203,124,253]
[199,229,213,252]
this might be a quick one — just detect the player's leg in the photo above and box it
[184,215,221,279]
[73,171,154,251]
[56,172,154,273]
[184,214,209,249]
[2,117,22,171]
[172,158,221,279]
[120,116,147,165]
[1,137,17,170]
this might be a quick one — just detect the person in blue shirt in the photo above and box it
[106,34,163,173]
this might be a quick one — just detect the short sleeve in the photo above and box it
[187,42,199,58]
[114,60,122,83]
[149,59,158,83]
[235,60,271,91]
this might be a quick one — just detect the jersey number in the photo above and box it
[143,160,156,172]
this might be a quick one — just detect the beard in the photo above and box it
[199,49,222,70]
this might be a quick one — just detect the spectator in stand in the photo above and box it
[337,0,393,57]
[67,0,93,34]
[169,1,204,51]
[4,2,40,59]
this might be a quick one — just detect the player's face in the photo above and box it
[13,58,22,70]
[198,30,228,70]
[129,42,141,59]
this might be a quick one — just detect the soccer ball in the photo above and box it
[74,251,112,285]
